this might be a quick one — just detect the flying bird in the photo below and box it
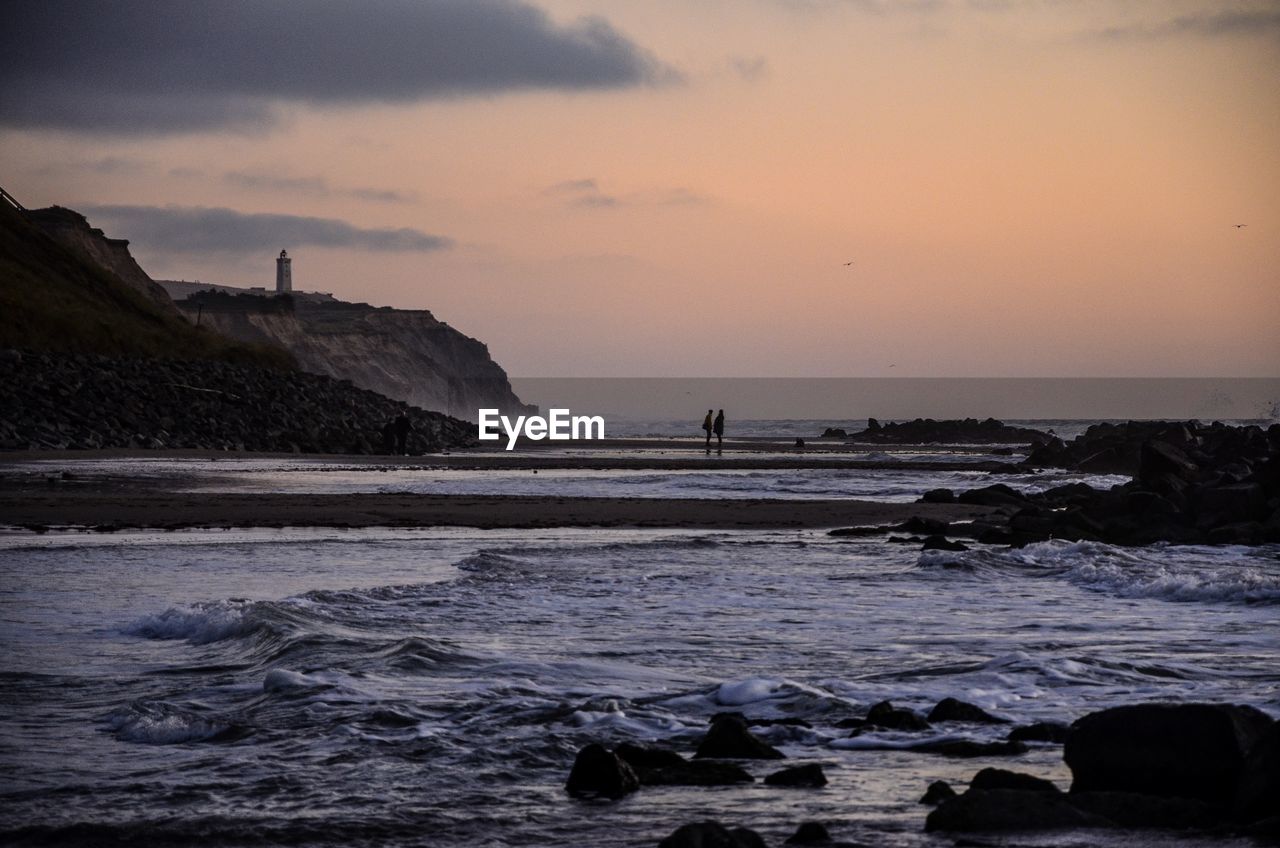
[1233,224,1247,228]
[842,261,853,266]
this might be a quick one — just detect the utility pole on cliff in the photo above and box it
[276,249,292,293]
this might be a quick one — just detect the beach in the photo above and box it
[2,430,1277,847]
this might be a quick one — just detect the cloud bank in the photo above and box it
[82,205,452,253]
[0,0,678,134]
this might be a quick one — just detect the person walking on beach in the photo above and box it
[713,409,725,451]
[702,409,714,449]
[393,412,413,455]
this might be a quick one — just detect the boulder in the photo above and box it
[1069,791,1219,829]
[920,488,956,504]
[920,780,957,805]
[865,700,930,731]
[1236,722,1280,823]
[821,427,847,439]
[658,822,767,848]
[920,535,968,552]
[695,715,785,760]
[1007,722,1071,744]
[564,743,639,799]
[956,484,1032,509]
[615,742,686,772]
[969,767,1058,793]
[928,698,1008,725]
[1064,703,1274,804]
[784,822,831,844]
[925,789,1112,832]
[764,764,828,787]
[642,760,755,787]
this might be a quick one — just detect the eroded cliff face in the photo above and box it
[24,207,179,313]
[184,299,534,418]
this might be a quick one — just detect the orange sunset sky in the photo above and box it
[3,0,1278,377]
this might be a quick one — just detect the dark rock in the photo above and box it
[1236,722,1280,823]
[957,484,1032,509]
[785,822,831,844]
[865,700,930,731]
[1139,440,1200,486]
[848,417,1048,445]
[921,488,956,504]
[928,698,1008,724]
[828,526,889,538]
[764,763,828,787]
[921,535,968,552]
[925,789,1112,832]
[1064,702,1275,804]
[969,768,1059,793]
[1007,722,1071,744]
[822,427,847,438]
[615,742,687,772]
[642,760,755,787]
[695,715,785,760]
[920,780,957,805]
[564,743,639,799]
[1069,791,1219,829]
[902,516,949,535]
[659,821,767,848]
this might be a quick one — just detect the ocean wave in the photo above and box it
[123,600,262,644]
[1010,540,1280,604]
[107,701,237,744]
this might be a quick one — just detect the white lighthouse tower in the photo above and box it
[275,249,292,293]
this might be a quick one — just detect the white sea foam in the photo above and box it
[107,703,230,744]
[123,601,257,644]
[1005,540,1280,604]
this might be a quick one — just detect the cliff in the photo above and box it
[174,292,534,418]
[23,206,179,313]
[0,201,289,367]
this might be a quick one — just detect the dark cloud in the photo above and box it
[81,204,451,253]
[543,178,602,195]
[225,171,329,196]
[729,56,770,82]
[0,0,679,135]
[543,179,707,210]
[225,171,415,203]
[1091,9,1280,41]
[32,156,153,176]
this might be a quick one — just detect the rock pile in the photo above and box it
[843,417,1051,444]
[924,420,1280,545]
[0,349,476,454]
[927,702,1279,837]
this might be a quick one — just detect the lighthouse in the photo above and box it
[275,249,292,293]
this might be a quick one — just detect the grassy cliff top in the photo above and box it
[0,201,293,368]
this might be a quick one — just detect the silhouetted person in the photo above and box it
[381,418,397,454]
[393,412,413,455]
[702,409,714,449]
[713,409,725,451]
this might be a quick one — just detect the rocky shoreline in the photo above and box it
[0,349,476,454]
[566,700,1279,846]
[919,420,1280,546]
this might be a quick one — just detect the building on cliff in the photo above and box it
[276,249,292,293]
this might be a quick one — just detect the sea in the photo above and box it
[2,416,1278,847]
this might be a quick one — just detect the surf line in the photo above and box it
[477,408,605,451]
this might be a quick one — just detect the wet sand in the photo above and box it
[0,445,1005,530]
[0,490,993,531]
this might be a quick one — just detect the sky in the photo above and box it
[2,0,1278,378]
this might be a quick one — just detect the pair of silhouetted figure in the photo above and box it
[701,409,725,452]
[383,413,413,455]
